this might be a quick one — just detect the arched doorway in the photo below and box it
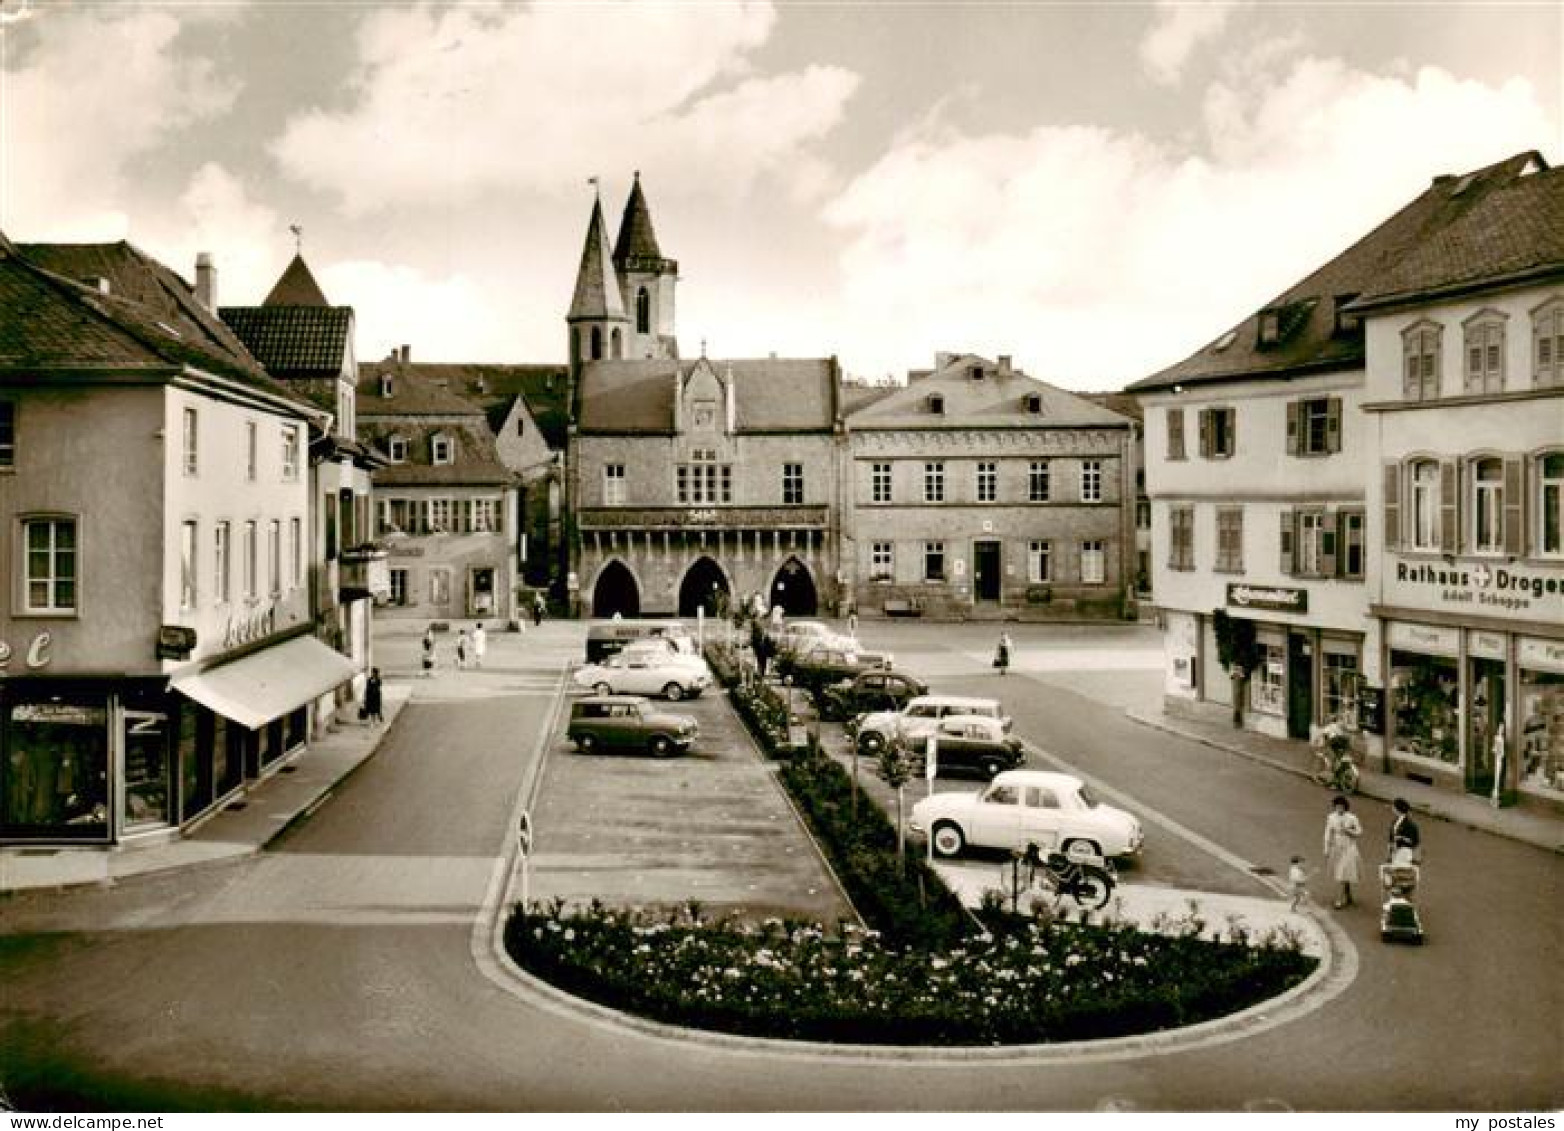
[678,556,730,617]
[769,556,818,616]
[591,560,640,618]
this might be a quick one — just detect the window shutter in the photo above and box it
[1503,456,1524,556]
[1382,463,1401,551]
[1167,409,1184,460]
[1326,397,1342,453]
[1225,408,1237,456]
[1285,401,1301,456]
[1320,510,1338,577]
[1279,510,1294,576]
[1198,410,1211,458]
[1439,460,1459,553]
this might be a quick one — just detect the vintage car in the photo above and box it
[566,695,699,757]
[854,694,1011,755]
[819,669,930,722]
[909,770,1143,860]
[776,642,892,699]
[909,716,1026,780]
[572,648,711,700]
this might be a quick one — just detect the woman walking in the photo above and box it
[363,668,384,725]
[1322,795,1363,909]
[994,631,1013,676]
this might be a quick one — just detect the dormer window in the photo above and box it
[1333,294,1362,337]
[927,393,945,414]
[431,434,454,465]
[387,435,408,463]
[379,374,393,398]
[970,364,984,381]
[1024,393,1043,414]
[1258,309,1282,347]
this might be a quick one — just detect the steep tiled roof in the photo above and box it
[6,240,309,410]
[263,253,331,306]
[848,355,1130,429]
[1355,157,1564,308]
[360,361,570,449]
[1128,151,1548,393]
[356,366,484,417]
[567,197,628,322]
[576,357,838,433]
[221,305,353,378]
[613,174,667,265]
[358,421,513,487]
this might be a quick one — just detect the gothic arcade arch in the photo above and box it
[591,558,641,619]
[678,556,731,617]
[769,556,818,617]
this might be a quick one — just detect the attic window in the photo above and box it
[1258,310,1282,347]
[1024,393,1043,414]
[1213,329,1238,352]
[1334,294,1362,337]
[927,393,945,414]
[970,365,984,381]
[387,436,408,463]
[380,374,394,397]
[431,434,454,465]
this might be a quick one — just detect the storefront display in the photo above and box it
[1519,636,1564,800]
[1,696,111,840]
[1390,650,1459,765]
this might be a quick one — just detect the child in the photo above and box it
[1288,855,1310,912]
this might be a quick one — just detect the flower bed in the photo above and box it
[506,900,1315,1045]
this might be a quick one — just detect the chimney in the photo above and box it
[400,344,411,364]
[194,252,217,310]
[997,355,1012,376]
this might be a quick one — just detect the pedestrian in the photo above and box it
[1389,797,1421,861]
[532,593,546,627]
[846,605,859,639]
[363,668,384,725]
[472,622,487,669]
[456,629,469,670]
[1322,795,1363,909]
[1287,855,1310,912]
[421,626,436,678]
[994,631,1012,676]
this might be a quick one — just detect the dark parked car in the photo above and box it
[908,716,1026,780]
[567,695,698,757]
[779,644,892,699]
[820,669,929,722]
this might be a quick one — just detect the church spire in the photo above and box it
[613,170,664,266]
[567,193,627,322]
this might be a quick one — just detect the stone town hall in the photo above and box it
[565,176,1136,623]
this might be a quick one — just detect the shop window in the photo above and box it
[1215,506,1243,573]
[924,462,945,503]
[1533,298,1564,388]
[1028,540,1051,583]
[1322,652,1360,726]
[1537,452,1563,557]
[1251,644,1285,715]
[0,696,111,839]
[1463,312,1506,394]
[1029,460,1050,502]
[1198,407,1236,459]
[871,462,892,504]
[1402,322,1441,400]
[1169,505,1194,571]
[1287,397,1342,456]
[1390,652,1460,764]
[1081,540,1105,584]
[976,461,997,503]
[1520,667,1564,799]
[21,516,77,614]
[1166,408,1185,461]
[923,540,946,582]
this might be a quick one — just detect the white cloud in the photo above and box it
[271,1,857,213]
[1140,0,1242,86]
[823,59,1554,387]
[0,5,238,238]
[320,260,511,364]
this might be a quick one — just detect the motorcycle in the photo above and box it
[1021,841,1116,911]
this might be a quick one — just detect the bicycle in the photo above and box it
[1310,720,1361,793]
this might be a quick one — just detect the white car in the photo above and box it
[909,770,1143,861]
[573,649,712,701]
[855,694,1010,754]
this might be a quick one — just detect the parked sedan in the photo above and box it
[909,716,1025,780]
[909,770,1143,861]
[819,669,929,722]
[855,694,1010,755]
[572,649,711,700]
[777,643,892,699]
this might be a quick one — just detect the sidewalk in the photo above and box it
[1127,703,1564,856]
[0,683,412,895]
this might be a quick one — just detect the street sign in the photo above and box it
[517,810,533,858]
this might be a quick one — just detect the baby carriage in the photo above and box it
[1378,847,1425,945]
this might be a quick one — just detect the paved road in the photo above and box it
[1,620,1559,1111]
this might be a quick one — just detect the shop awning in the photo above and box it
[173,636,356,730]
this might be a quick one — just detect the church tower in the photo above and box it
[613,172,679,360]
[566,188,633,379]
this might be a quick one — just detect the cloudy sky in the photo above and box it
[3,1,1559,389]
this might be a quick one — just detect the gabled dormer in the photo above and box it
[678,356,731,436]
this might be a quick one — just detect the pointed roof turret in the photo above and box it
[264,253,330,307]
[613,171,664,265]
[568,193,628,321]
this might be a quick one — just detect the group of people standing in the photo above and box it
[1292,795,1421,911]
[422,621,490,675]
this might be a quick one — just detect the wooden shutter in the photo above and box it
[1279,510,1294,575]
[1382,462,1400,551]
[1503,456,1525,556]
[1320,510,1338,577]
[1326,397,1342,453]
[1439,459,1459,553]
[1168,408,1184,460]
[1285,401,1301,456]
[1198,410,1211,458]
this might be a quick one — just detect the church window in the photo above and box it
[637,287,651,335]
[590,326,603,361]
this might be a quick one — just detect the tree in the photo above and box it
[876,734,916,867]
[1212,609,1261,728]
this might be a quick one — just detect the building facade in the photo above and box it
[843,353,1135,620]
[1,237,352,846]
[1357,152,1564,808]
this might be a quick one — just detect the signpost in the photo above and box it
[926,736,938,864]
[516,809,534,911]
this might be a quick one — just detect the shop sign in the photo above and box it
[222,604,277,649]
[1226,584,1308,614]
[1467,630,1507,661]
[1388,621,1460,657]
[1518,637,1564,675]
[0,631,53,671]
[1390,555,1564,617]
[12,702,106,725]
[388,545,425,558]
[156,625,197,661]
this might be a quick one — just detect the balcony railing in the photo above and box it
[577,506,829,531]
